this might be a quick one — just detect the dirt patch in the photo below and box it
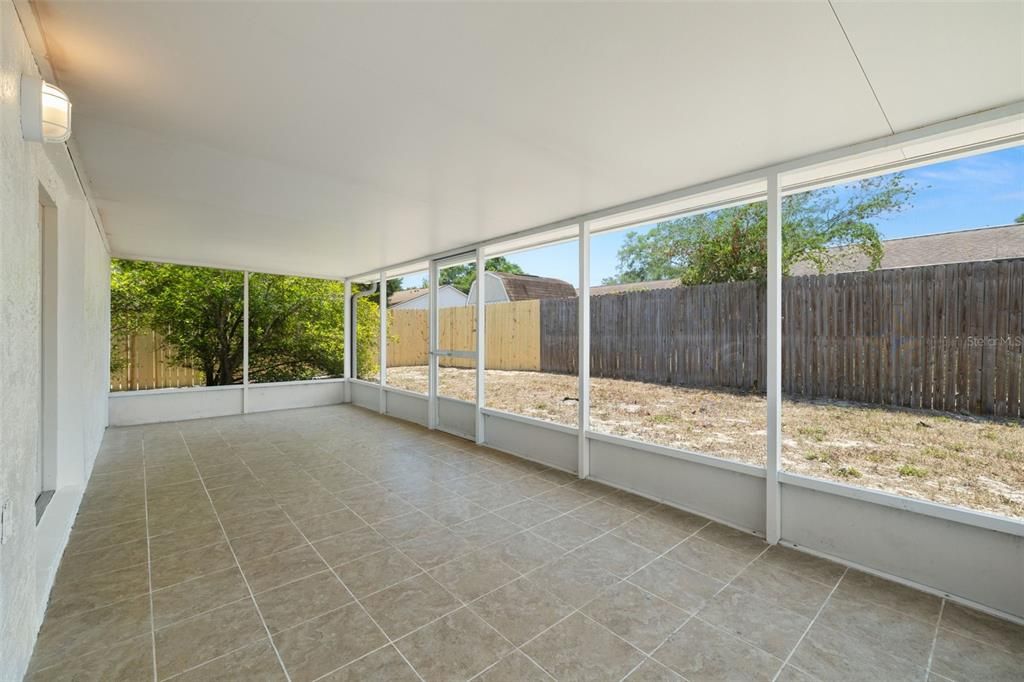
[386,365,1024,519]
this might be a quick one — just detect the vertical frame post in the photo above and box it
[766,172,782,544]
[343,279,352,402]
[428,260,439,429]
[475,249,486,444]
[379,271,387,414]
[242,271,250,414]
[578,221,591,478]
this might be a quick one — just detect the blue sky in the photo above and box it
[401,146,1023,289]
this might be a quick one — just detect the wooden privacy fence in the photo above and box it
[539,259,1024,418]
[110,330,204,391]
[540,282,766,391]
[388,300,542,370]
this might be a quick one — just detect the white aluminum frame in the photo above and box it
[475,249,486,444]
[765,173,782,544]
[378,270,387,414]
[344,101,1024,551]
[577,221,591,478]
[242,270,250,413]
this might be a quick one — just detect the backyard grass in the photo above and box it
[386,365,1024,519]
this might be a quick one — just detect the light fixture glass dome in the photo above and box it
[21,75,72,143]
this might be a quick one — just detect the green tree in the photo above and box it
[431,256,525,293]
[605,174,914,285]
[111,259,377,385]
[1015,212,1024,223]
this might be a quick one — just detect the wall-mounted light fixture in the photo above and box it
[21,75,72,143]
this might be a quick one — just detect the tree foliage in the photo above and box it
[111,259,377,386]
[1015,211,1024,224]
[605,174,914,285]
[432,256,525,293]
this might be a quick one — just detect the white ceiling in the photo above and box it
[35,1,1024,278]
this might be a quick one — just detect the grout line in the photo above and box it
[177,431,294,682]
[926,599,947,675]
[90,408,989,682]
[259,442,428,682]
[141,435,159,682]
[772,566,849,682]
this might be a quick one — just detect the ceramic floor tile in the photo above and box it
[428,548,520,602]
[730,561,832,619]
[238,544,329,593]
[930,627,1024,682]
[476,651,554,681]
[151,566,250,628]
[313,525,393,566]
[623,658,684,681]
[43,563,149,620]
[522,612,645,682]
[815,592,937,666]
[320,644,420,681]
[531,515,606,551]
[528,553,622,608]
[653,618,782,682]
[939,601,1024,655]
[629,556,724,614]
[833,570,941,624]
[169,639,286,681]
[697,585,811,660]
[470,576,574,646]
[361,573,462,639]
[27,634,153,682]
[667,536,752,582]
[570,533,657,578]
[612,515,691,554]
[254,570,353,633]
[154,598,267,680]
[151,541,236,590]
[397,527,475,570]
[334,547,422,598]
[228,522,308,563]
[29,407,1024,682]
[488,531,565,573]
[582,582,690,653]
[395,607,513,682]
[31,594,151,670]
[273,602,388,682]
[790,620,927,682]
[291,508,365,542]
[758,545,845,586]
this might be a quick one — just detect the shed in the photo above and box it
[466,271,576,304]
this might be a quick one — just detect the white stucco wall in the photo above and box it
[0,3,111,678]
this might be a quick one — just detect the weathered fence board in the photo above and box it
[536,258,1024,418]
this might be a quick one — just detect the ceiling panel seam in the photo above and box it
[828,0,896,137]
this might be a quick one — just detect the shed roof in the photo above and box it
[490,272,576,301]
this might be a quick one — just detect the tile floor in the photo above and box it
[27,405,1024,681]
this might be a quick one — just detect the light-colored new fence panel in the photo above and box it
[110,330,204,391]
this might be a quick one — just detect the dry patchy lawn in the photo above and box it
[386,365,1024,519]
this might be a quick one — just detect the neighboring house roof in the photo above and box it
[388,284,467,308]
[790,223,1024,276]
[388,287,429,306]
[488,272,577,301]
[585,279,681,296]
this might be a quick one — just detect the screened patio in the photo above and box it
[2,2,1023,681]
